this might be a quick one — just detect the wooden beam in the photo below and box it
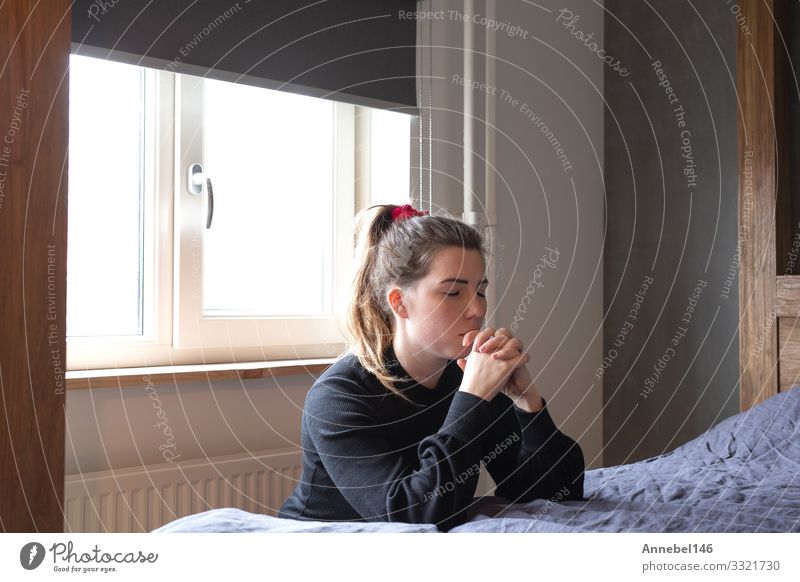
[0,0,70,532]
[778,317,800,392]
[775,276,800,316]
[737,0,785,412]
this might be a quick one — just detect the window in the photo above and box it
[67,55,413,369]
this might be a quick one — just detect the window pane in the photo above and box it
[67,55,146,337]
[201,80,334,316]
[370,109,412,205]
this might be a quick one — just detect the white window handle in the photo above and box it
[187,163,214,229]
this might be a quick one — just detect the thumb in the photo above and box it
[457,358,466,371]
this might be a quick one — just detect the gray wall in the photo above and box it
[493,0,604,469]
[603,1,739,465]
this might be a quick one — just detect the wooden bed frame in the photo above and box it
[738,0,800,411]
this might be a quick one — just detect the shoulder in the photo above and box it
[303,353,383,418]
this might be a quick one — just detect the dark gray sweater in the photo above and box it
[278,344,584,531]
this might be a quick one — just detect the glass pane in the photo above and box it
[67,55,146,337]
[370,109,412,205]
[201,79,334,316]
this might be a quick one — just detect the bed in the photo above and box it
[152,386,800,533]
[153,3,800,535]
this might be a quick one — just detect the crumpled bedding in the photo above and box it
[153,387,800,533]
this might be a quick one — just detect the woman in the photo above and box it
[278,204,584,531]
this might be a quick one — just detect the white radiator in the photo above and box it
[64,447,303,533]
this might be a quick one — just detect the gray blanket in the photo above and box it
[153,387,800,533]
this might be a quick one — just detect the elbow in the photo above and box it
[386,482,474,530]
[563,440,585,501]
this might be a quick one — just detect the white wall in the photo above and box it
[65,377,310,474]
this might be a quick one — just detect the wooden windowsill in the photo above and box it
[65,357,337,390]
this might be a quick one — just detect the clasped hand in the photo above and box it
[457,327,544,412]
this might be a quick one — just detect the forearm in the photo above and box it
[496,438,585,503]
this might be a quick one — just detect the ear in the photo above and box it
[386,287,408,318]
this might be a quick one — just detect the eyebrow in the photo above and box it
[439,278,489,285]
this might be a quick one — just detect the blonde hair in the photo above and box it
[343,204,487,402]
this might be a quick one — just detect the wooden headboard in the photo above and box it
[737,0,798,411]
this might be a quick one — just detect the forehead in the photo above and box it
[427,247,485,279]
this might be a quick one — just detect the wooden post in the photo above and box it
[0,0,70,532]
[737,0,790,411]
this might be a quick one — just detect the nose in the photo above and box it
[464,291,486,319]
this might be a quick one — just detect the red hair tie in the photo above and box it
[391,204,429,222]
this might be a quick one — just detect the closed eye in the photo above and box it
[445,292,487,298]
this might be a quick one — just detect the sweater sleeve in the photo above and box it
[481,393,585,503]
[303,383,495,530]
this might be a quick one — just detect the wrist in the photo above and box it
[513,391,544,413]
[459,384,493,402]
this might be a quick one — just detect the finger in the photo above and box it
[493,327,513,340]
[472,327,496,350]
[491,347,527,362]
[506,337,524,352]
[514,352,531,368]
[462,329,480,346]
[488,337,525,357]
[456,358,466,371]
[478,334,510,353]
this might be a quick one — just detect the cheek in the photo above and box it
[421,302,462,336]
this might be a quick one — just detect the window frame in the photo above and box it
[172,73,355,355]
[67,67,363,370]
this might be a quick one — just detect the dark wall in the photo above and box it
[603,1,739,465]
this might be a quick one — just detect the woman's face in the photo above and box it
[390,246,488,361]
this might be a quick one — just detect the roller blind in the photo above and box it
[71,0,420,112]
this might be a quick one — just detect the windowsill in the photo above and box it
[65,357,337,390]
